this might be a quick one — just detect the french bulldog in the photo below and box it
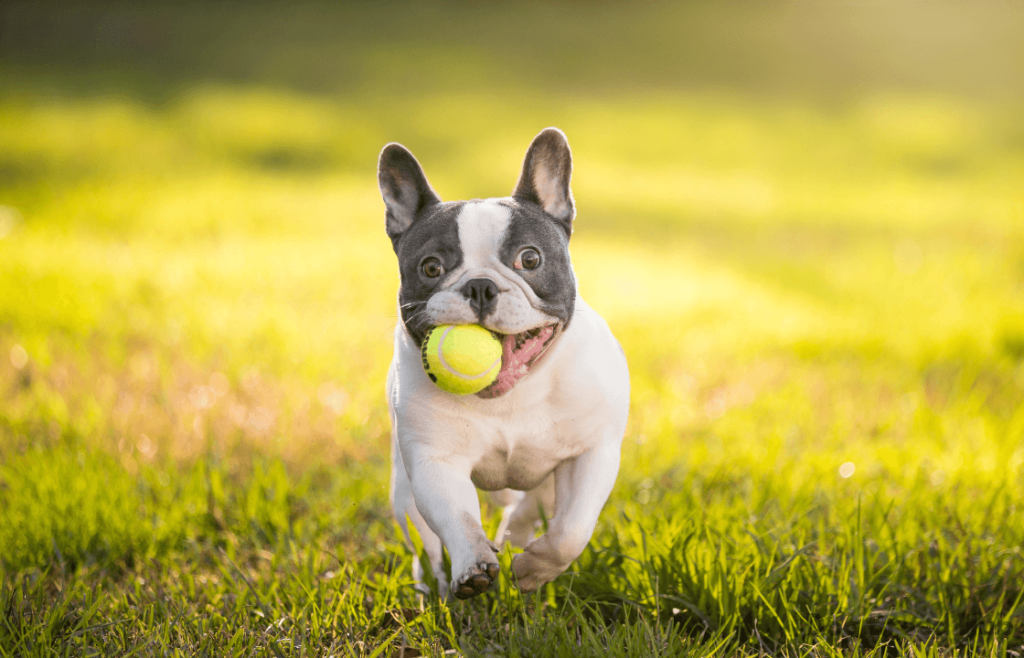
[379,128,630,599]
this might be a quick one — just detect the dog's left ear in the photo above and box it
[513,127,575,237]
[378,143,442,248]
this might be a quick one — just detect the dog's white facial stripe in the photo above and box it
[456,201,511,270]
[451,200,546,308]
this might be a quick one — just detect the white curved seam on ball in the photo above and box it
[436,326,501,380]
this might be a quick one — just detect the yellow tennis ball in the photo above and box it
[421,324,502,395]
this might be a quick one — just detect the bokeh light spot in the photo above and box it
[10,345,29,370]
[209,372,230,397]
[318,383,349,415]
[0,206,21,239]
[189,385,215,410]
[704,397,726,420]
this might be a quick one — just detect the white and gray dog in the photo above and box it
[378,128,630,599]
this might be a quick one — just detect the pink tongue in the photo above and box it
[479,326,554,398]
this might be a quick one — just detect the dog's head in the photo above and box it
[378,128,577,398]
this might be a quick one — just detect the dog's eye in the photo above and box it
[515,248,541,271]
[421,258,444,278]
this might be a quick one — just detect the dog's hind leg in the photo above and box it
[390,434,448,598]
[512,440,622,592]
[493,475,555,549]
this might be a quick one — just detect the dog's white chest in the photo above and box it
[466,409,583,491]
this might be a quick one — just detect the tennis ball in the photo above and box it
[421,324,502,395]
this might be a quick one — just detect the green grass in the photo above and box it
[2,1,1024,655]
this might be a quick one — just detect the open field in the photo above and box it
[2,1,1024,655]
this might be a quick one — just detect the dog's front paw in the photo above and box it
[451,561,500,600]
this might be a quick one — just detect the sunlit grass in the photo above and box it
[2,13,1024,652]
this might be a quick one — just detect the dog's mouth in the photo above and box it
[476,324,561,399]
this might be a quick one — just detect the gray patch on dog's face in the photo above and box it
[497,199,575,326]
[395,201,467,343]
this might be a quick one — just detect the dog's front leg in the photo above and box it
[405,452,500,600]
[512,440,621,591]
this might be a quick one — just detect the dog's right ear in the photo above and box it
[513,128,574,238]
[378,143,442,246]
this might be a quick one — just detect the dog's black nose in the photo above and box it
[462,278,499,318]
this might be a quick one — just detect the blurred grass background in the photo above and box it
[1,1,1024,655]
